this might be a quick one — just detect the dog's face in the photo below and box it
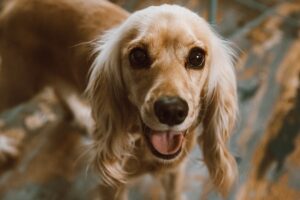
[88,5,237,194]
[120,7,212,161]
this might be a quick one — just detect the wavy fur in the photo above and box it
[0,0,239,198]
[86,5,238,198]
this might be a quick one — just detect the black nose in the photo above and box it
[154,96,189,126]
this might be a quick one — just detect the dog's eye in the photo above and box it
[187,47,206,69]
[129,47,151,69]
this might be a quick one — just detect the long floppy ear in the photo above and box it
[198,33,238,196]
[86,28,135,187]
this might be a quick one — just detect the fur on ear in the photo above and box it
[199,33,238,196]
[86,27,135,187]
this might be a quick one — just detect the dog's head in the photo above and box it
[87,4,238,196]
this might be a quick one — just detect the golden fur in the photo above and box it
[0,0,238,199]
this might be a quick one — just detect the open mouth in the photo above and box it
[143,124,186,160]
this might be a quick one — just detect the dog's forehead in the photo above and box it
[146,15,194,43]
[128,5,212,48]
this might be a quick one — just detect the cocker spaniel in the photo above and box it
[0,0,238,199]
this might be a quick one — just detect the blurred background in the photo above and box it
[0,0,299,199]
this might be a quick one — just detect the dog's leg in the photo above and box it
[160,162,187,200]
[50,78,94,135]
[98,184,128,200]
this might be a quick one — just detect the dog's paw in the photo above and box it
[0,135,19,164]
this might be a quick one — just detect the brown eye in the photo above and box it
[187,47,206,69]
[129,47,151,69]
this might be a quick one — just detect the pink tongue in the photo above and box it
[150,131,184,155]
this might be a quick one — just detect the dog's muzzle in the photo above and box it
[154,96,188,126]
[142,96,188,160]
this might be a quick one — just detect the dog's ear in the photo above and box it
[86,28,134,187]
[198,34,238,196]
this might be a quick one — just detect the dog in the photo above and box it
[0,0,238,199]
